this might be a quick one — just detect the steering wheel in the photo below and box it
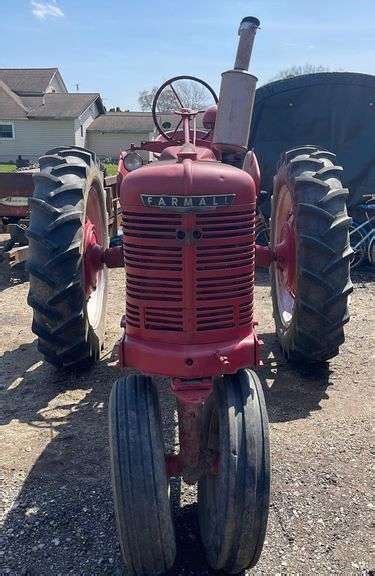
[151,75,218,141]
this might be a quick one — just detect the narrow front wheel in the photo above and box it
[198,369,270,574]
[109,375,176,576]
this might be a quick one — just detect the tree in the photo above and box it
[138,87,174,112]
[138,79,213,112]
[269,63,331,82]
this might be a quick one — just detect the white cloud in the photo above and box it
[31,1,64,20]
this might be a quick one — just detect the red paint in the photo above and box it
[165,455,183,477]
[0,172,34,219]
[242,150,261,196]
[83,219,102,296]
[171,377,213,405]
[275,214,296,295]
[83,186,105,296]
[202,105,217,130]
[117,104,260,480]
[119,155,258,378]
[102,246,124,268]
[255,244,274,267]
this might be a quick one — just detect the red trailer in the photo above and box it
[0,170,120,267]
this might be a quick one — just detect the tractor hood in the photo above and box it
[120,158,256,211]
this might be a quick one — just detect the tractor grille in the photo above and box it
[196,271,253,301]
[196,242,253,270]
[123,207,255,337]
[126,273,183,302]
[123,211,181,239]
[196,305,235,331]
[123,242,182,272]
[126,302,141,328]
[196,210,253,238]
[145,307,184,332]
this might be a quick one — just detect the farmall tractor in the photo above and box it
[27,17,352,575]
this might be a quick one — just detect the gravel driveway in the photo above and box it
[0,257,374,575]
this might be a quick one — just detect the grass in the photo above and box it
[0,162,118,176]
[102,162,118,176]
[0,163,17,173]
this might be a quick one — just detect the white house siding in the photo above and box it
[87,131,153,161]
[0,119,74,162]
[46,74,67,94]
[74,102,100,148]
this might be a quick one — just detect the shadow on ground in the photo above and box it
[1,343,225,575]
[258,329,332,423]
[1,322,336,575]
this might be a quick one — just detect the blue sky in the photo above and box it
[1,0,374,110]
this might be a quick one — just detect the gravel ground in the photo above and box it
[0,252,374,576]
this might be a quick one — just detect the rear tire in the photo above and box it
[109,375,176,576]
[270,146,353,363]
[27,146,108,369]
[198,369,270,574]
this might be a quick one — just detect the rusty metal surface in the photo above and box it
[0,173,35,198]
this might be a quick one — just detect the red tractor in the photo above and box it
[27,17,352,575]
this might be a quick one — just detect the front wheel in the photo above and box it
[109,375,176,576]
[270,146,353,363]
[198,369,270,574]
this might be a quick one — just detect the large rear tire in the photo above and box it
[270,146,353,363]
[27,146,108,369]
[109,375,176,576]
[198,369,270,574]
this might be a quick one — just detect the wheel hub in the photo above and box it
[275,214,296,295]
[84,218,103,296]
[273,185,297,326]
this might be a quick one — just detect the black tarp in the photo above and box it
[249,72,375,208]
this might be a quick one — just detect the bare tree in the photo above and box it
[138,79,213,112]
[138,87,171,112]
[269,63,331,82]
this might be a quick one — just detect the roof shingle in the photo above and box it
[87,112,203,133]
[0,80,27,119]
[22,93,103,118]
[0,68,61,95]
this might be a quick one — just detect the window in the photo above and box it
[80,125,84,138]
[0,123,14,140]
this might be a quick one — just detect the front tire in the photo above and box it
[109,375,176,576]
[198,369,270,574]
[270,146,353,363]
[27,146,108,369]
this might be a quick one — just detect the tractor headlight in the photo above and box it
[123,152,143,172]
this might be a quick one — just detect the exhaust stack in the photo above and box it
[213,16,260,154]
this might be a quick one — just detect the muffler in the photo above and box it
[213,16,260,154]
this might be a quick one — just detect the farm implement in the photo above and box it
[0,170,119,268]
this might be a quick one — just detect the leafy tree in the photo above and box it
[270,63,331,82]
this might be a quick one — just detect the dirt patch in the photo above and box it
[0,259,374,575]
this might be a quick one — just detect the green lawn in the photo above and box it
[0,162,118,175]
[0,163,17,173]
[103,162,118,176]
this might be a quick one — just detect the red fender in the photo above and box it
[242,150,261,196]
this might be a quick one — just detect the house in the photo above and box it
[86,112,158,161]
[87,111,205,162]
[0,67,207,164]
[0,68,104,162]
